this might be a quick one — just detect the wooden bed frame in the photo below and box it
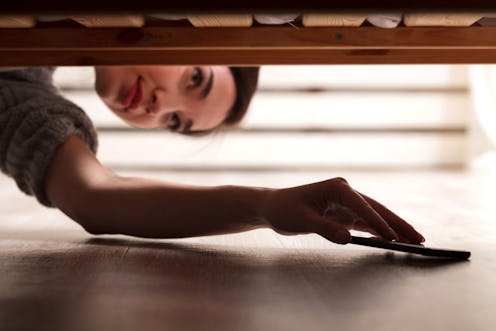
[3,26,496,66]
[2,3,496,66]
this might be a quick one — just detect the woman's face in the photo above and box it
[94,66,236,133]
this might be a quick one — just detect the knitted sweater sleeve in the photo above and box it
[0,67,98,207]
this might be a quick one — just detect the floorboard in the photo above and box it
[1,169,495,331]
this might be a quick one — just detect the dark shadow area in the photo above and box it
[0,235,480,331]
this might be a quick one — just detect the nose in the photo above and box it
[147,88,182,119]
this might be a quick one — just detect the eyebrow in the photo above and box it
[200,68,214,100]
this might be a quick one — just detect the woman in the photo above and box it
[0,66,425,245]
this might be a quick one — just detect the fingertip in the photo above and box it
[333,230,352,245]
[388,230,399,242]
[413,231,426,243]
[408,235,425,245]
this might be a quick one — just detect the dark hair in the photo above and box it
[224,66,260,125]
[183,66,260,136]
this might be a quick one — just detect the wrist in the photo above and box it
[219,185,275,230]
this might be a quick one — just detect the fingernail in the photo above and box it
[390,232,399,241]
[334,230,351,244]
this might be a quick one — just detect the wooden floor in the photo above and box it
[1,169,495,331]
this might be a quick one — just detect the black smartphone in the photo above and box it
[350,236,471,260]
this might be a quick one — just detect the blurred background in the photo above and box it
[50,64,496,173]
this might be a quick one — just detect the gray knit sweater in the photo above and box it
[0,67,98,207]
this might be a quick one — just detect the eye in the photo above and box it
[187,67,204,88]
[168,113,181,131]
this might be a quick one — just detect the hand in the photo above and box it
[261,177,425,245]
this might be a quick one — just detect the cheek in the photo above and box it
[94,68,116,99]
[145,66,185,88]
[94,67,130,100]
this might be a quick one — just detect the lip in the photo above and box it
[122,76,143,110]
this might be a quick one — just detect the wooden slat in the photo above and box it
[404,13,483,26]
[5,49,496,65]
[3,27,496,49]
[2,26,496,65]
[0,16,35,28]
[188,15,252,27]
[71,15,144,27]
[302,14,366,27]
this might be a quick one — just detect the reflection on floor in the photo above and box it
[0,169,495,331]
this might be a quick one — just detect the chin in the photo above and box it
[94,72,118,102]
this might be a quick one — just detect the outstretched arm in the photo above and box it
[44,135,425,244]
[44,135,269,238]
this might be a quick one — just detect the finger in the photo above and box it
[360,193,425,244]
[354,219,401,241]
[338,185,398,241]
[354,220,411,243]
[323,212,357,229]
[305,207,352,244]
[353,219,382,237]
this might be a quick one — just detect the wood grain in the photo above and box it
[302,14,367,27]
[188,15,253,27]
[0,16,35,28]
[3,49,496,65]
[71,16,145,27]
[2,26,496,65]
[404,13,483,26]
[3,27,496,49]
[1,169,495,331]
